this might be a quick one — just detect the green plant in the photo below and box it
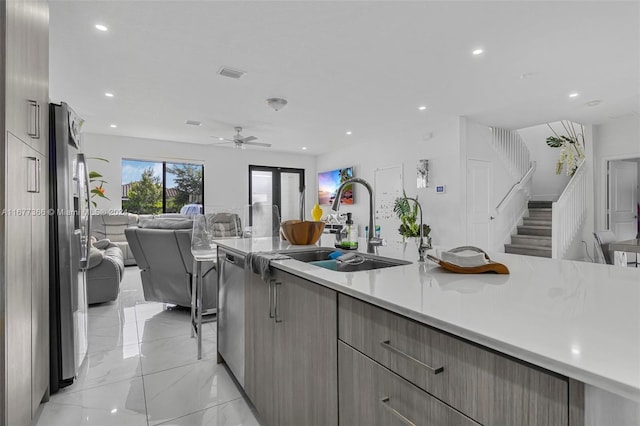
[546,121,585,176]
[88,157,110,207]
[393,191,431,243]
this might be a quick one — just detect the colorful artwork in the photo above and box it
[318,167,354,205]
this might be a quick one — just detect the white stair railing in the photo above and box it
[552,159,587,259]
[491,128,530,181]
[489,128,533,251]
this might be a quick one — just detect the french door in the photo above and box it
[249,165,305,222]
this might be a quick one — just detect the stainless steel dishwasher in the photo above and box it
[217,247,245,386]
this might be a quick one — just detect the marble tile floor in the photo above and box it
[36,267,260,426]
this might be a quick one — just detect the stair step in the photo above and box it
[528,208,552,217]
[517,225,552,237]
[523,218,552,227]
[528,201,553,209]
[505,244,552,258]
[511,235,552,247]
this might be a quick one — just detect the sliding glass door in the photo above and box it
[249,165,305,222]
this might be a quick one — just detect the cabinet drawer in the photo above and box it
[339,341,479,426]
[338,295,569,426]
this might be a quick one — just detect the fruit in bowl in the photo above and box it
[280,220,325,245]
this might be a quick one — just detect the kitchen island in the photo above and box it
[215,236,640,426]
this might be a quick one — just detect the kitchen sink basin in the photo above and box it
[281,248,411,272]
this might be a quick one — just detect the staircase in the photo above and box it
[504,201,552,258]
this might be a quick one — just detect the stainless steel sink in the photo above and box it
[281,248,411,272]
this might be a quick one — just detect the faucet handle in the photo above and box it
[369,236,386,247]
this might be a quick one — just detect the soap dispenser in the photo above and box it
[341,213,358,250]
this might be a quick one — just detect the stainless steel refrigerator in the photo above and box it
[49,102,90,393]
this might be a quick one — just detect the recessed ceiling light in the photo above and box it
[218,137,224,141]
[346,131,352,135]
[418,106,427,111]
[302,147,307,150]
[105,92,114,97]
[569,92,579,98]
[585,100,602,107]
[472,49,483,56]
[109,124,117,128]
[95,24,108,32]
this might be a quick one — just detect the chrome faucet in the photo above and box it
[402,196,429,262]
[331,178,384,254]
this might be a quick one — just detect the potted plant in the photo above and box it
[88,157,110,207]
[393,191,431,247]
[546,121,585,177]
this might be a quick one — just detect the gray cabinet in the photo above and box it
[244,268,338,426]
[339,294,575,426]
[2,0,50,423]
[4,0,49,155]
[339,341,480,426]
[5,133,49,424]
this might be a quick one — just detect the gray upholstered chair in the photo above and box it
[125,218,217,309]
[92,213,139,265]
[87,240,125,304]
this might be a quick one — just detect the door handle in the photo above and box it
[380,340,444,374]
[274,281,282,323]
[380,397,416,426]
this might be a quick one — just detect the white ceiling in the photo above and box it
[49,1,640,155]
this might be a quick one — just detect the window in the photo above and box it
[122,159,204,214]
[249,165,305,222]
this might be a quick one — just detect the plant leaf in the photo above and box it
[546,136,564,148]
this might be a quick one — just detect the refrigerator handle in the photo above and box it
[78,153,92,265]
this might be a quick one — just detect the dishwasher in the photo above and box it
[217,247,245,386]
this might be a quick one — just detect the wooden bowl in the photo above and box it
[280,220,325,245]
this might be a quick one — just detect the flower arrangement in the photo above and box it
[88,157,110,207]
[546,121,585,177]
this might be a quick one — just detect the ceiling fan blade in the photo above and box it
[241,136,258,143]
[243,140,271,148]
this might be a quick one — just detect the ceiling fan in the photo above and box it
[210,126,271,149]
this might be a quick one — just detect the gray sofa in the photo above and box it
[92,214,139,265]
[125,218,217,309]
[87,240,125,304]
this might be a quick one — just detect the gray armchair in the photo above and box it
[87,240,124,304]
[92,213,139,265]
[125,219,217,309]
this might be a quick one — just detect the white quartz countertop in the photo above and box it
[213,236,640,402]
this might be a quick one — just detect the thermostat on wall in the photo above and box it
[435,185,446,193]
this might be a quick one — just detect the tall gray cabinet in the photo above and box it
[245,268,338,426]
[1,0,50,424]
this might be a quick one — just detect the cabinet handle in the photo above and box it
[380,340,444,375]
[27,100,40,139]
[380,397,416,426]
[268,280,275,319]
[27,156,39,193]
[274,281,282,323]
[36,158,41,193]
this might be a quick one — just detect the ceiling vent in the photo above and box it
[185,120,202,126]
[218,66,247,79]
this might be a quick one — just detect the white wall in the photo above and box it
[315,115,466,247]
[518,123,572,202]
[593,115,640,230]
[82,133,316,218]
